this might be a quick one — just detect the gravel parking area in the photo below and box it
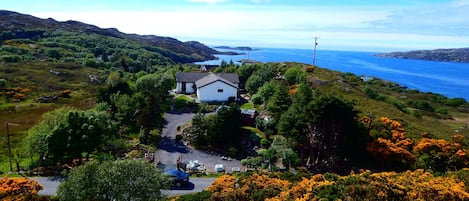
[155,112,242,173]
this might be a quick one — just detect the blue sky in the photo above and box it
[1,0,468,51]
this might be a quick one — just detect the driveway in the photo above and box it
[156,112,243,173]
[162,177,216,197]
[155,112,196,164]
[33,177,62,196]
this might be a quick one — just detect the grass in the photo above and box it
[0,61,101,173]
[305,66,469,144]
[175,95,195,109]
[241,126,266,139]
[240,102,255,109]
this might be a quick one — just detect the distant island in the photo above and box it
[214,46,257,51]
[375,48,469,63]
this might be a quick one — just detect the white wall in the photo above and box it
[197,81,237,102]
[176,82,196,94]
[176,82,182,93]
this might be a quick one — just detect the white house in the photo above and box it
[175,72,239,102]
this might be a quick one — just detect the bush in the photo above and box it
[251,94,263,105]
[0,78,7,88]
[127,150,143,158]
[175,190,212,201]
[1,55,21,62]
[228,146,239,158]
[411,110,422,118]
[60,89,72,98]
[57,159,172,201]
[410,100,434,111]
[435,107,448,115]
[385,97,408,113]
[0,177,43,201]
[175,95,193,109]
[260,139,270,148]
[445,98,467,107]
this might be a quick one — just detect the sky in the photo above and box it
[1,0,468,52]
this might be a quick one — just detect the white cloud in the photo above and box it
[451,0,469,6]
[251,0,271,3]
[187,0,228,3]
[30,2,469,51]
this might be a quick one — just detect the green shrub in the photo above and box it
[251,94,263,105]
[175,190,212,201]
[175,96,191,109]
[386,97,408,113]
[260,139,270,148]
[411,110,422,118]
[228,146,239,158]
[410,100,434,111]
[1,55,21,62]
[450,169,469,192]
[445,98,467,107]
[364,87,379,99]
[435,107,448,115]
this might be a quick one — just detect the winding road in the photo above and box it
[36,111,241,196]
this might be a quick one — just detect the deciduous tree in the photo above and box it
[57,159,172,201]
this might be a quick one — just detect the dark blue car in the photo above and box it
[165,169,189,188]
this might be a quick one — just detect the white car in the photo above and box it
[231,167,241,173]
[215,164,225,172]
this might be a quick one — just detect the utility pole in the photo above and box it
[5,122,19,172]
[312,37,319,66]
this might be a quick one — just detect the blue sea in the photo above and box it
[197,48,469,100]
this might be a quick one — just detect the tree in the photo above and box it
[245,64,274,93]
[266,82,290,121]
[237,64,257,85]
[135,73,174,144]
[23,107,74,164]
[110,92,144,130]
[57,159,172,201]
[48,110,118,162]
[189,113,211,149]
[0,78,7,88]
[257,135,300,170]
[284,66,306,85]
[270,135,300,169]
[212,104,242,147]
[256,80,277,102]
[306,94,359,171]
[189,105,243,154]
[246,74,263,94]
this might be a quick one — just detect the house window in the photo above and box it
[217,88,223,93]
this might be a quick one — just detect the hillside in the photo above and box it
[0,10,220,63]
[376,48,469,63]
[1,9,468,176]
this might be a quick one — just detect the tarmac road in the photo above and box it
[34,176,216,197]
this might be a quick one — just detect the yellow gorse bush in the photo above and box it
[0,176,43,201]
[206,170,469,201]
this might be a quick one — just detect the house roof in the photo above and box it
[176,72,239,84]
[195,73,238,89]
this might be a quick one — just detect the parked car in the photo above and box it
[165,169,189,188]
[231,167,241,173]
[215,164,225,173]
[186,160,206,175]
